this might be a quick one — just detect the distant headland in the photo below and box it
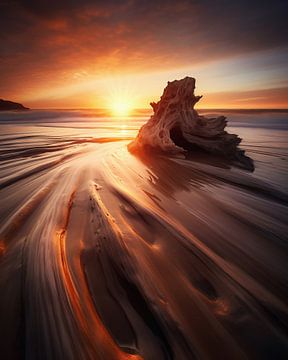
[0,99,29,111]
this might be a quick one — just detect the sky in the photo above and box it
[0,0,287,109]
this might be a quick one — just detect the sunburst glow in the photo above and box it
[104,78,138,117]
[111,101,133,117]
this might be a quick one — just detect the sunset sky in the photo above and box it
[1,0,287,109]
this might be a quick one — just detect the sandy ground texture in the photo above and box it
[0,109,288,359]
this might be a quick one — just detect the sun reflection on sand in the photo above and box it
[120,124,129,135]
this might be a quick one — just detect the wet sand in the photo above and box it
[0,110,288,359]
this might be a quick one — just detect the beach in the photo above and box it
[0,109,288,359]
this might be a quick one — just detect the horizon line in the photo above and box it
[18,107,288,112]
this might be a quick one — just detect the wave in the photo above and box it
[0,111,288,359]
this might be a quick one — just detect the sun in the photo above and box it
[104,78,138,117]
[111,101,132,117]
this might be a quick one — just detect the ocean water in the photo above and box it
[0,109,288,359]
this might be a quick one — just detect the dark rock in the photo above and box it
[0,99,29,111]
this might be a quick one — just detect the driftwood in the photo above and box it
[128,77,254,170]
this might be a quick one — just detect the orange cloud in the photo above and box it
[1,1,287,108]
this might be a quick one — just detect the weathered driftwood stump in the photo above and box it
[128,77,254,170]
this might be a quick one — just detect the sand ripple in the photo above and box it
[1,111,288,359]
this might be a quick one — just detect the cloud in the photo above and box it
[201,87,288,108]
[0,0,287,105]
